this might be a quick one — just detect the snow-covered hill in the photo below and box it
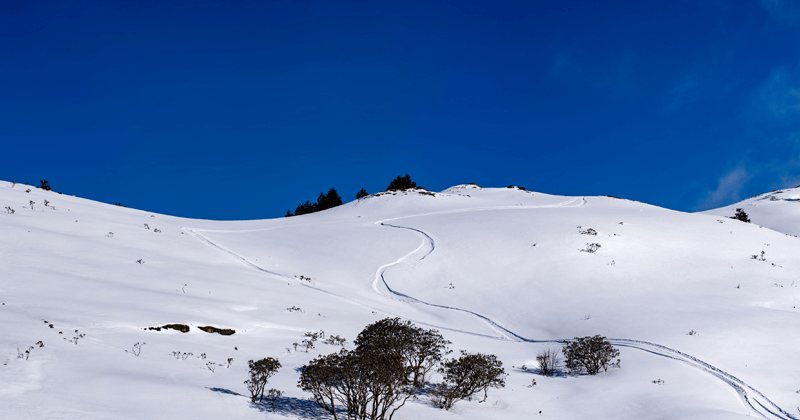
[702,185,800,237]
[2,181,799,419]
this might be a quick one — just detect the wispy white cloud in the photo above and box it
[761,0,800,24]
[697,167,751,210]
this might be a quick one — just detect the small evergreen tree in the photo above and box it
[732,208,750,223]
[294,200,316,216]
[316,188,342,211]
[356,188,368,199]
[39,180,51,191]
[286,188,343,217]
[386,174,417,191]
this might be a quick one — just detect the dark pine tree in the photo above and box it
[732,208,751,223]
[294,200,317,216]
[316,188,343,211]
[386,174,417,191]
[39,180,51,191]
[356,188,368,199]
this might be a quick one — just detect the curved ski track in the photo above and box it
[187,197,795,420]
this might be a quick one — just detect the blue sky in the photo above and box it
[2,0,800,220]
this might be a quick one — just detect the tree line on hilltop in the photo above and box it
[285,174,420,217]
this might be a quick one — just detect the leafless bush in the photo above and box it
[562,335,619,375]
[286,306,304,313]
[18,346,34,360]
[536,348,559,376]
[432,351,507,410]
[585,243,601,253]
[227,358,234,368]
[71,330,85,345]
[5,206,15,214]
[751,251,766,261]
[206,361,216,372]
[245,357,281,402]
[143,223,150,230]
[132,342,146,357]
[580,227,597,235]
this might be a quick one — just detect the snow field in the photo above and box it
[1,181,799,419]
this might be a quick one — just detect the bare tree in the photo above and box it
[536,348,559,376]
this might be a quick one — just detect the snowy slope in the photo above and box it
[2,181,799,420]
[702,185,800,237]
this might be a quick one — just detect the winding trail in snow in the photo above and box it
[187,195,795,420]
[371,199,795,420]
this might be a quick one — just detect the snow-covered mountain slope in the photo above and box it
[701,185,800,237]
[2,181,799,420]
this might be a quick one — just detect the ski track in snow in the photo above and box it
[187,196,795,420]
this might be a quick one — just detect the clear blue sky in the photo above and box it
[2,0,799,220]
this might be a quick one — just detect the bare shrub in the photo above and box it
[585,243,601,253]
[245,357,281,403]
[536,348,559,376]
[432,351,507,410]
[132,342,146,357]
